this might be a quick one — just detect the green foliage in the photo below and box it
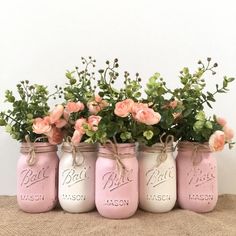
[64,57,96,103]
[0,81,62,142]
[172,58,235,142]
[143,72,184,145]
[85,59,144,144]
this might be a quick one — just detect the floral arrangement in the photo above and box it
[0,58,234,151]
[83,59,163,144]
[32,57,104,145]
[0,80,62,142]
[169,58,235,151]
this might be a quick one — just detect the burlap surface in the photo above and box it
[0,195,236,236]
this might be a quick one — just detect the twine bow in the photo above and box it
[20,135,55,166]
[191,143,210,166]
[177,142,210,166]
[100,139,134,177]
[25,135,36,166]
[155,134,174,167]
[62,137,86,167]
[140,133,174,168]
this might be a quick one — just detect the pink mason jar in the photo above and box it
[95,143,138,219]
[176,141,218,212]
[17,142,59,213]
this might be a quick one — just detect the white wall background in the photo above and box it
[0,0,236,195]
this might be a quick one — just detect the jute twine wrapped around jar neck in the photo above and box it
[139,134,174,168]
[61,137,97,167]
[177,141,211,166]
[99,140,135,177]
[20,135,57,166]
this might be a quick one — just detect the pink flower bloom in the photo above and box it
[88,115,102,131]
[216,117,227,127]
[87,95,109,114]
[223,126,234,142]
[49,105,64,124]
[55,119,67,128]
[100,100,109,109]
[65,101,84,114]
[87,101,101,114]
[71,130,83,145]
[63,111,70,121]
[169,100,178,109]
[114,99,134,117]
[131,103,149,118]
[135,108,161,125]
[48,127,63,145]
[33,117,52,135]
[74,118,87,134]
[209,130,225,152]
[95,95,103,103]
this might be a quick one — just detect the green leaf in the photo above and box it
[193,121,204,132]
[120,132,132,142]
[5,125,12,133]
[0,119,7,126]
[143,130,154,140]
[206,101,213,108]
[183,67,189,74]
[183,109,192,117]
[227,77,235,82]
[85,130,94,137]
[205,121,213,129]
[195,111,205,121]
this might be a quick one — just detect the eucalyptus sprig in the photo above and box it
[64,56,96,103]
[98,58,120,101]
[85,59,144,144]
[0,80,62,142]
[172,58,235,142]
[137,72,183,146]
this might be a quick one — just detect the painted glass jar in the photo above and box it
[139,139,176,213]
[17,142,59,213]
[95,143,138,219]
[176,141,218,212]
[59,142,97,213]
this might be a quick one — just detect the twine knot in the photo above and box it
[62,137,85,167]
[100,139,134,177]
[177,141,210,166]
[21,135,56,166]
[139,133,174,168]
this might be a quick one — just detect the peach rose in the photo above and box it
[223,126,234,142]
[216,117,227,127]
[55,119,67,128]
[49,105,64,124]
[88,115,102,131]
[209,130,225,152]
[95,95,103,103]
[65,101,84,114]
[71,130,83,145]
[87,95,109,114]
[100,99,109,109]
[74,118,87,134]
[131,103,149,118]
[87,101,101,114]
[63,111,70,121]
[114,99,134,117]
[135,108,161,125]
[48,127,63,145]
[33,117,52,135]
